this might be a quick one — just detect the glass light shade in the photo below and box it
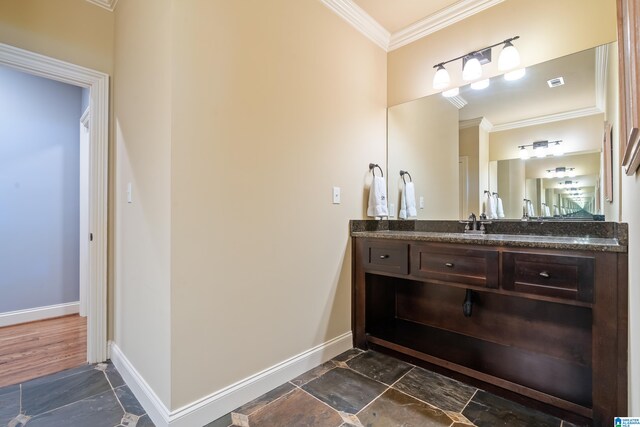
[504,68,526,81]
[551,143,564,156]
[442,87,459,97]
[519,147,530,160]
[498,41,520,71]
[534,145,547,158]
[568,169,577,177]
[462,57,482,81]
[471,79,490,90]
[433,65,450,89]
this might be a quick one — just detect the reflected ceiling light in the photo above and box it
[433,64,450,89]
[431,36,520,90]
[442,87,460,97]
[519,146,530,160]
[471,79,490,90]
[504,68,526,81]
[498,39,521,71]
[547,167,575,178]
[517,140,562,159]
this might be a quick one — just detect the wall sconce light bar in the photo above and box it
[518,140,562,159]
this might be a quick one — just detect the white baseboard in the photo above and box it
[0,302,80,327]
[109,331,353,427]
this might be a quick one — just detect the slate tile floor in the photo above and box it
[207,349,585,427]
[0,349,586,427]
[0,361,154,427]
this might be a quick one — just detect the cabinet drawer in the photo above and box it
[362,240,409,275]
[410,244,499,288]
[502,252,594,302]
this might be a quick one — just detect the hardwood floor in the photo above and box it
[0,314,87,388]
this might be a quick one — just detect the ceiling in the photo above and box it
[352,0,461,33]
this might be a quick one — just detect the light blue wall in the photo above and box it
[81,87,89,113]
[0,65,82,313]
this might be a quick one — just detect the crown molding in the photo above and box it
[491,106,603,132]
[388,0,506,51]
[595,44,608,112]
[318,0,390,50]
[447,95,468,109]
[85,0,118,12]
[459,116,493,131]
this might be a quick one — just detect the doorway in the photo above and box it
[0,43,109,364]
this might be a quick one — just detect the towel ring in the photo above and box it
[369,163,384,177]
[399,170,412,184]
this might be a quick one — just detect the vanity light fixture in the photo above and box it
[547,167,576,178]
[432,36,520,90]
[517,140,562,159]
[470,79,490,90]
[504,68,526,81]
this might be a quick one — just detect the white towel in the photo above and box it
[496,197,505,218]
[485,192,497,219]
[528,201,535,218]
[553,205,560,216]
[367,176,389,218]
[399,182,417,219]
[545,205,551,217]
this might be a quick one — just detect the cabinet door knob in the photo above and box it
[445,262,454,268]
[380,254,390,259]
[539,271,550,278]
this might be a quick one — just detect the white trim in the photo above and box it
[318,0,390,50]
[595,44,608,112]
[0,302,80,328]
[318,0,505,52]
[85,0,118,12]
[490,106,603,132]
[389,0,506,51]
[80,106,90,129]
[459,117,493,131]
[0,42,110,364]
[110,332,353,427]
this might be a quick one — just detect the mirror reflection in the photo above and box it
[387,43,616,220]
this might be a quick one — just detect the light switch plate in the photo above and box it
[127,183,132,203]
[419,196,425,209]
[332,187,341,204]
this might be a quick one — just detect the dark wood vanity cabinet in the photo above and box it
[353,238,628,425]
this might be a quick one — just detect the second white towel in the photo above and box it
[367,176,389,218]
[399,181,417,219]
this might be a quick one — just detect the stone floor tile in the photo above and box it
[26,389,123,427]
[18,363,94,387]
[302,367,387,414]
[0,384,20,426]
[233,381,296,416]
[462,390,562,427]
[357,388,454,426]
[115,385,146,416]
[393,366,477,412]
[105,362,126,388]
[331,349,364,363]
[203,412,232,427]
[22,368,112,416]
[136,414,156,427]
[290,361,337,387]
[247,388,342,427]
[346,351,413,385]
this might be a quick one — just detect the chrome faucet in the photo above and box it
[460,213,491,234]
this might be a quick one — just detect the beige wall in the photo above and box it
[113,0,172,408]
[459,126,480,214]
[169,0,386,408]
[387,0,617,106]
[497,159,525,218]
[0,0,114,74]
[388,94,459,220]
[489,114,605,161]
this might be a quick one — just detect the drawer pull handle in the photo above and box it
[379,255,390,259]
[445,262,454,268]
[539,271,551,278]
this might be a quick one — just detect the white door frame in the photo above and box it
[0,43,109,363]
[79,108,90,318]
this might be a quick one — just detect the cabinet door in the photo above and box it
[361,240,409,275]
[502,251,594,303]
[410,243,499,288]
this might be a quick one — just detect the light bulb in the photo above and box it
[462,57,482,81]
[470,79,490,90]
[551,142,564,156]
[568,169,577,178]
[442,87,459,97]
[498,41,520,71]
[504,68,526,81]
[534,145,547,158]
[433,65,450,89]
[519,147,530,160]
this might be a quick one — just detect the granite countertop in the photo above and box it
[351,230,625,252]
[350,220,628,252]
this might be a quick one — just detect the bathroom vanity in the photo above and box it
[351,220,627,425]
